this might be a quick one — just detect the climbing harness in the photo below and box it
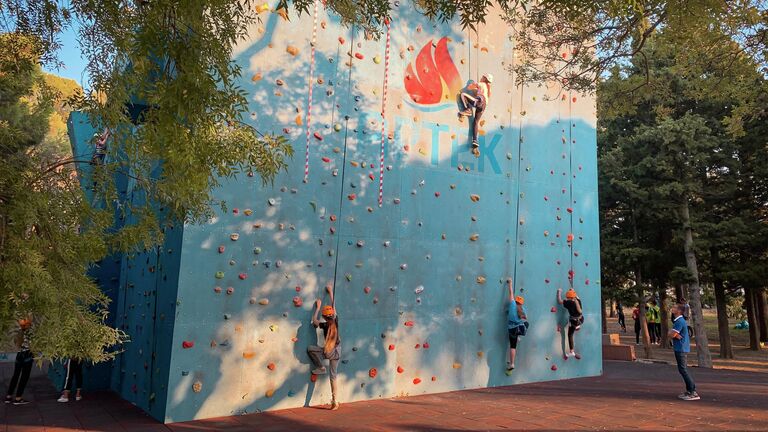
[303,0,320,183]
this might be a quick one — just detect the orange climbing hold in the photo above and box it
[243,351,256,359]
[267,363,276,371]
[286,45,299,56]
[413,378,422,385]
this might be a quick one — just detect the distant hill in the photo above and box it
[41,72,82,159]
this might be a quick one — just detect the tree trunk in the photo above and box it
[711,248,734,358]
[756,288,767,346]
[601,296,608,333]
[745,288,759,350]
[609,299,615,318]
[679,199,713,367]
[675,284,685,303]
[658,283,670,348]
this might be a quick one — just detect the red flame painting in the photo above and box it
[404,37,462,105]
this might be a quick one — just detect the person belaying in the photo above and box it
[458,73,493,148]
[506,279,529,372]
[57,358,84,403]
[308,285,341,410]
[557,287,584,359]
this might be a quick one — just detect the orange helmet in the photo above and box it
[515,296,525,305]
[18,318,32,329]
[566,289,578,299]
[321,305,335,317]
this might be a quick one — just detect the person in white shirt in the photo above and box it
[459,74,493,148]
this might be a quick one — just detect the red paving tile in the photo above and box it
[2,360,768,431]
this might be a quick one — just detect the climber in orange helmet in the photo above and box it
[458,73,493,149]
[557,286,584,360]
[506,278,528,373]
[308,284,341,410]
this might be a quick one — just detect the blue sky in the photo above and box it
[44,23,89,87]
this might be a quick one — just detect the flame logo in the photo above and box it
[404,37,462,108]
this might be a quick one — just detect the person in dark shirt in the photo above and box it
[308,285,341,410]
[632,305,641,344]
[557,287,584,359]
[616,302,626,332]
[5,317,33,405]
[505,279,528,373]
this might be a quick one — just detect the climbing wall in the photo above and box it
[156,1,600,422]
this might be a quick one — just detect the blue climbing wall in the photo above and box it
[156,2,601,423]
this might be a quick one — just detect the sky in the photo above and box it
[44,23,89,88]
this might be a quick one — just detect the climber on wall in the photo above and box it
[506,279,529,372]
[458,73,493,149]
[308,285,341,410]
[557,287,584,359]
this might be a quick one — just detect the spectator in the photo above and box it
[57,358,84,402]
[668,303,700,400]
[5,317,34,405]
[632,305,641,345]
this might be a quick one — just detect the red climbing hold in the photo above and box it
[551,364,558,371]
[347,193,356,201]
[431,376,437,381]
[397,365,404,373]
[388,344,395,351]
[413,378,422,385]
[338,37,345,44]
[369,368,378,378]
[404,321,414,327]
[314,132,323,141]
[295,286,301,292]
[321,156,331,163]
[239,273,248,280]
[551,307,557,313]
[293,296,303,307]
[423,342,429,349]
[567,207,573,213]
[330,215,337,222]
[369,173,375,181]
[355,53,364,60]
[414,343,421,349]
[267,363,276,371]
[232,208,239,215]
[218,245,225,253]
[310,374,318,382]
[364,286,371,294]
[182,341,194,349]
[434,192,440,197]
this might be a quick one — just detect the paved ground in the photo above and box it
[2,360,767,431]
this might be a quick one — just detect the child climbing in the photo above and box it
[5,317,33,405]
[308,285,341,410]
[57,358,84,402]
[557,287,584,359]
[506,279,528,373]
[458,73,493,150]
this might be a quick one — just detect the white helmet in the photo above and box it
[482,73,494,83]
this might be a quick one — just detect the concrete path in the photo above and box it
[2,360,766,431]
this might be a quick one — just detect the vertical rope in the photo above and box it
[378,19,391,207]
[566,46,575,288]
[303,0,320,183]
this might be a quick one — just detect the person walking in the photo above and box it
[632,305,641,345]
[668,303,700,400]
[5,317,34,405]
[616,302,626,333]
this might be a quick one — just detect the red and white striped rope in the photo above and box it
[304,0,320,183]
[378,18,391,207]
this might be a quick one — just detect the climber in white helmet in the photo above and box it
[459,73,493,148]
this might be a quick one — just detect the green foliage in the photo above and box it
[0,33,125,361]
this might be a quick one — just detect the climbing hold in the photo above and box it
[265,389,275,398]
[452,363,462,369]
[334,123,342,132]
[269,324,278,332]
[476,276,486,284]
[369,368,378,378]
[238,273,247,280]
[354,52,364,60]
[388,344,395,351]
[218,245,225,253]
[182,341,194,349]
[286,45,299,56]
[243,209,253,216]
[431,376,437,381]
[230,233,239,241]
[551,365,558,371]
[243,351,256,359]
[383,240,391,247]
[356,240,365,247]
[310,374,318,383]
[397,365,404,373]
[469,233,479,241]
[404,320,414,327]
[364,286,371,294]
[192,381,202,393]
[373,55,382,64]
[215,271,224,279]
[400,263,407,270]
[267,363,276,371]
[259,299,269,305]
[338,36,345,44]
[414,343,421,349]
[275,79,284,86]
[226,287,234,295]
[423,342,429,349]
[224,314,231,320]
[477,351,484,358]
[267,198,276,206]
[434,191,440,197]
[414,285,424,294]
[314,132,323,141]
[413,378,421,385]
[214,286,222,293]
[293,297,303,307]
[253,247,262,254]
[551,307,557,312]
[252,72,263,81]
[347,193,356,200]
[470,194,480,202]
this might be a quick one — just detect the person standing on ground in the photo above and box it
[506,279,529,372]
[57,358,84,402]
[650,300,662,344]
[668,303,700,401]
[632,304,641,344]
[5,317,34,405]
[616,302,626,333]
[308,285,341,410]
[646,300,659,344]
[458,73,493,149]
[557,287,584,359]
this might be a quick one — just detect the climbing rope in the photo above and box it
[567,46,575,288]
[303,0,320,183]
[378,18,392,207]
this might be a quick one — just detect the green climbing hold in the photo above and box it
[215,271,224,279]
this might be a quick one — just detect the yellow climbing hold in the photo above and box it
[265,389,275,398]
[469,234,479,241]
[476,276,486,284]
[452,362,462,369]
[256,3,270,13]
[251,73,262,81]
[295,114,303,126]
[286,45,299,56]
[243,209,253,216]
[269,324,278,332]
[374,55,382,64]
